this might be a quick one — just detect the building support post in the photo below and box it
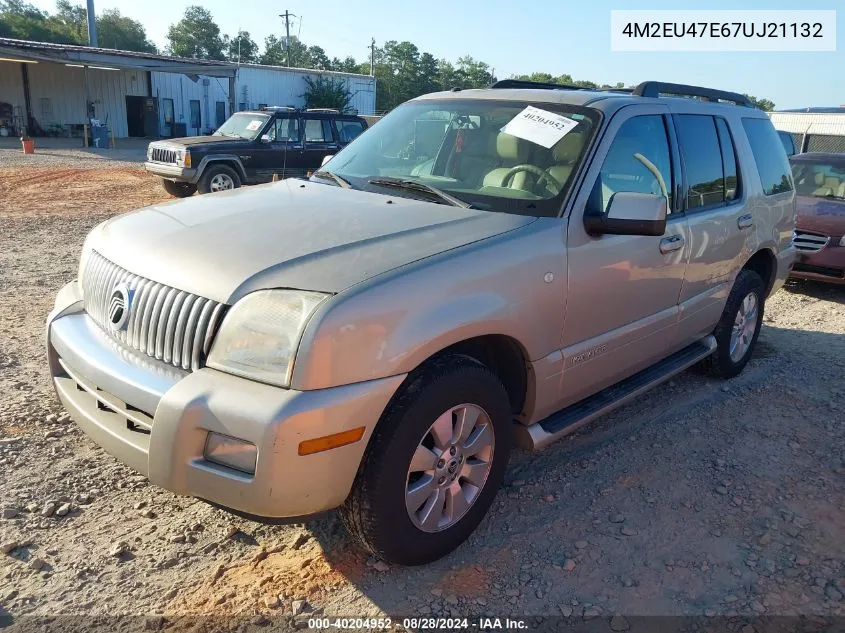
[228,74,236,116]
[20,62,34,134]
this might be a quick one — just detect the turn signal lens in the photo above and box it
[298,427,366,456]
[183,150,192,168]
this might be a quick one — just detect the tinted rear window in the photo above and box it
[742,118,793,196]
[675,115,725,209]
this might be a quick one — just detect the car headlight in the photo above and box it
[206,289,329,388]
[146,145,153,161]
[175,149,191,168]
[839,235,845,247]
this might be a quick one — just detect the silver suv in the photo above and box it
[47,81,796,565]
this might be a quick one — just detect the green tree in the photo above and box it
[166,6,225,60]
[227,30,258,63]
[745,94,775,111]
[331,56,362,74]
[97,9,156,53]
[0,0,79,43]
[53,0,85,41]
[302,75,352,112]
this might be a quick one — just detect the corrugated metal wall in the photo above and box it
[769,112,845,153]
[0,63,26,126]
[151,72,230,137]
[24,62,148,138]
[235,66,376,116]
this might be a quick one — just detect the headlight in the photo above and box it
[146,145,153,161]
[839,235,845,247]
[206,289,328,388]
[175,149,190,167]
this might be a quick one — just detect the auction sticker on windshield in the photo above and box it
[246,120,264,131]
[501,106,579,149]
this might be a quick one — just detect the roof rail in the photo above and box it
[306,108,340,113]
[260,105,297,112]
[601,87,634,94]
[491,79,589,91]
[632,81,754,107]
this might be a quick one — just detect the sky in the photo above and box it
[27,0,844,110]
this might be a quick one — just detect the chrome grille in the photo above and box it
[81,251,225,371]
[792,230,830,254]
[150,147,177,164]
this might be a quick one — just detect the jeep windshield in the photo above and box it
[792,155,845,200]
[322,99,598,216]
[213,113,271,140]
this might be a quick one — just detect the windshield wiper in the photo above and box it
[312,170,352,189]
[368,177,471,208]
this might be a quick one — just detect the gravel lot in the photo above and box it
[2,165,845,629]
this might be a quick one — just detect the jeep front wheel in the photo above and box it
[341,355,512,565]
[198,164,241,194]
[161,179,196,198]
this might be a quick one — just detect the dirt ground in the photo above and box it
[1,166,845,629]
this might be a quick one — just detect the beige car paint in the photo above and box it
[47,87,796,520]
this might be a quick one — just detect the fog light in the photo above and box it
[204,433,257,474]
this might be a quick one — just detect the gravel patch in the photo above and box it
[2,166,844,620]
[0,147,145,169]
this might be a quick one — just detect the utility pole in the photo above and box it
[85,0,97,47]
[369,38,376,77]
[279,10,296,67]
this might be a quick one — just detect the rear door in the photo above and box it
[673,113,750,346]
[301,116,339,173]
[561,106,691,408]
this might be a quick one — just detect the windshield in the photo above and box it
[792,158,845,200]
[213,113,271,140]
[322,99,598,216]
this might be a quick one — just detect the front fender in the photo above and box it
[291,218,567,390]
[195,155,248,182]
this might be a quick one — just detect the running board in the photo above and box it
[520,335,717,450]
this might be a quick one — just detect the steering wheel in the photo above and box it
[454,115,479,130]
[499,164,563,192]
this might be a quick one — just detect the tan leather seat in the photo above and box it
[452,131,499,186]
[482,133,532,190]
[543,132,584,192]
[812,172,836,197]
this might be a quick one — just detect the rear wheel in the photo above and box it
[161,179,196,198]
[197,164,241,194]
[699,269,764,378]
[341,355,512,565]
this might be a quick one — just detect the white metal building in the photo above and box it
[769,109,845,154]
[0,38,376,140]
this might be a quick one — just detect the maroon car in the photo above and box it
[790,152,845,284]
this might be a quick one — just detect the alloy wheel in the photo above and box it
[405,403,495,533]
[729,291,758,362]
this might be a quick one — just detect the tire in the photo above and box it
[197,164,241,194]
[699,268,765,379]
[161,179,196,198]
[341,354,512,565]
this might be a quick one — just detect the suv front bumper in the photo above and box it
[46,280,405,518]
[144,162,198,183]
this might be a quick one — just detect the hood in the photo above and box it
[164,135,248,148]
[796,194,845,236]
[92,181,536,304]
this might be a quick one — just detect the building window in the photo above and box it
[162,99,174,124]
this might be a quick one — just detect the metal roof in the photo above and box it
[0,37,237,77]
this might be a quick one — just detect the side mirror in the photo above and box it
[583,192,667,237]
[260,134,272,143]
[321,154,334,167]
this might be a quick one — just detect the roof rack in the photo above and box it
[632,82,754,107]
[491,79,589,91]
[601,87,634,94]
[260,105,297,112]
[306,108,340,113]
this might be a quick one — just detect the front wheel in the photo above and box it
[161,179,196,198]
[197,164,241,194]
[700,269,765,378]
[341,355,512,565]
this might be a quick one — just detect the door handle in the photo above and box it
[659,234,685,254]
[738,214,754,230]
